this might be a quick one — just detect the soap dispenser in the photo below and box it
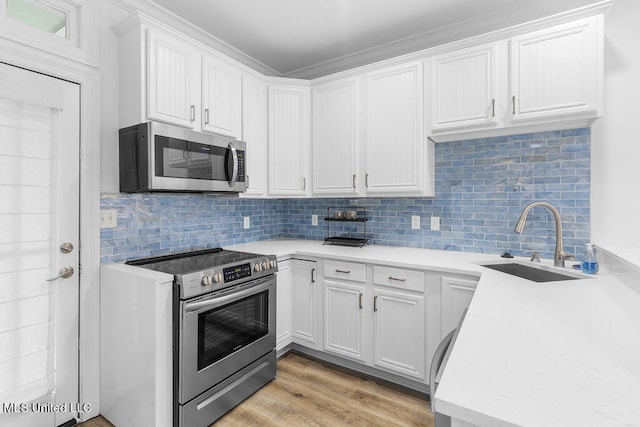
[581,243,599,274]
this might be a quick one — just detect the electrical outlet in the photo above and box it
[100,209,118,229]
[431,216,440,231]
[243,216,250,229]
[312,215,318,226]
[411,215,420,230]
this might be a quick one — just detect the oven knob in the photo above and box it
[201,275,212,286]
[269,260,277,269]
[254,263,262,272]
[261,261,268,270]
[212,273,222,283]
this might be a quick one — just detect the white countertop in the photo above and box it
[227,238,640,427]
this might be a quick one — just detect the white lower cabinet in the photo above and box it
[373,286,426,381]
[440,276,478,337]
[275,260,293,351]
[323,279,366,362]
[291,259,319,348]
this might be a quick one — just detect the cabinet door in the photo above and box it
[276,260,293,351]
[373,287,425,380]
[201,55,242,137]
[440,276,477,337]
[510,16,602,122]
[366,62,424,194]
[268,84,311,197]
[241,73,268,197]
[430,43,498,131]
[323,280,366,362]
[147,29,199,128]
[313,78,359,196]
[292,260,317,347]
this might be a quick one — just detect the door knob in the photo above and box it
[60,242,74,254]
[46,266,74,282]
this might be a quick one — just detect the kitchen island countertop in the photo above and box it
[227,238,640,427]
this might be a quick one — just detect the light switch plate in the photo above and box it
[100,209,118,229]
[312,215,318,226]
[431,216,440,231]
[243,216,250,229]
[411,215,420,230]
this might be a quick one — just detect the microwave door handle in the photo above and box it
[184,279,271,313]
[228,142,239,187]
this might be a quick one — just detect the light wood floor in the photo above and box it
[79,352,434,427]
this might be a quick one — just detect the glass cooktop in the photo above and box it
[126,248,260,276]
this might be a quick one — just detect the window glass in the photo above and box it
[6,0,67,38]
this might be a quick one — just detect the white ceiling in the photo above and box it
[149,0,602,79]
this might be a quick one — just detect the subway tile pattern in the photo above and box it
[99,195,285,264]
[100,128,590,263]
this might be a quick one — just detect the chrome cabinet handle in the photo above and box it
[335,269,351,274]
[365,173,369,188]
[352,174,356,189]
[204,108,210,125]
[388,276,406,282]
[46,266,74,282]
[491,98,495,117]
[512,96,516,114]
[303,177,306,191]
[373,295,378,312]
[190,105,196,122]
[359,292,363,309]
[311,268,315,283]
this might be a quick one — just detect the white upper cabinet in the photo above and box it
[268,83,311,197]
[146,29,200,129]
[241,73,268,197]
[509,16,602,123]
[427,15,603,141]
[366,61,430,196]
[201,55,242,137]
[428,43,499,131]
[312,78,359,196]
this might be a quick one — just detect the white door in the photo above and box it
[323,280,365,362]
[268,85,310,197]
[366,62,424,194]
[373,288,425,380]
[313,78,359,196]
[201,55,241,137]
[275,260,293,351]
[0,63,80,427]
[291,260,317,346]
[440,276,477,337]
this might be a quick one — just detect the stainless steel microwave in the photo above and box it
[119,122,246,193]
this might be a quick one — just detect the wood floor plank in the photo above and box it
[78,352,434,427]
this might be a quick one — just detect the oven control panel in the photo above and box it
[179,254,279,299]
[223,263,252,282]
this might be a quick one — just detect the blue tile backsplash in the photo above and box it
[101,128,590,263]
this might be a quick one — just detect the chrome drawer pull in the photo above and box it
[388,276,406,282]
[335,269,351,274]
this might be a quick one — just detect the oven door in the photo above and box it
[179,276,275,404]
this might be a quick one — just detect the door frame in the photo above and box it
[0,31,101,423]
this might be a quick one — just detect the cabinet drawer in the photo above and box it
[373,266,424,292]
[324,260,366,282]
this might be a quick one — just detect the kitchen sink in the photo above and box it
[481,262,581,282]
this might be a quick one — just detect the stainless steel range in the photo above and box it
[126,248,278,426]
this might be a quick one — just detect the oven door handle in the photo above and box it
[185,280,272,314]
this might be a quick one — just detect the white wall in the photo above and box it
[591,0,640,247]
[98,0,130,193]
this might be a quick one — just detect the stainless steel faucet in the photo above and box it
[514,202,575,267]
